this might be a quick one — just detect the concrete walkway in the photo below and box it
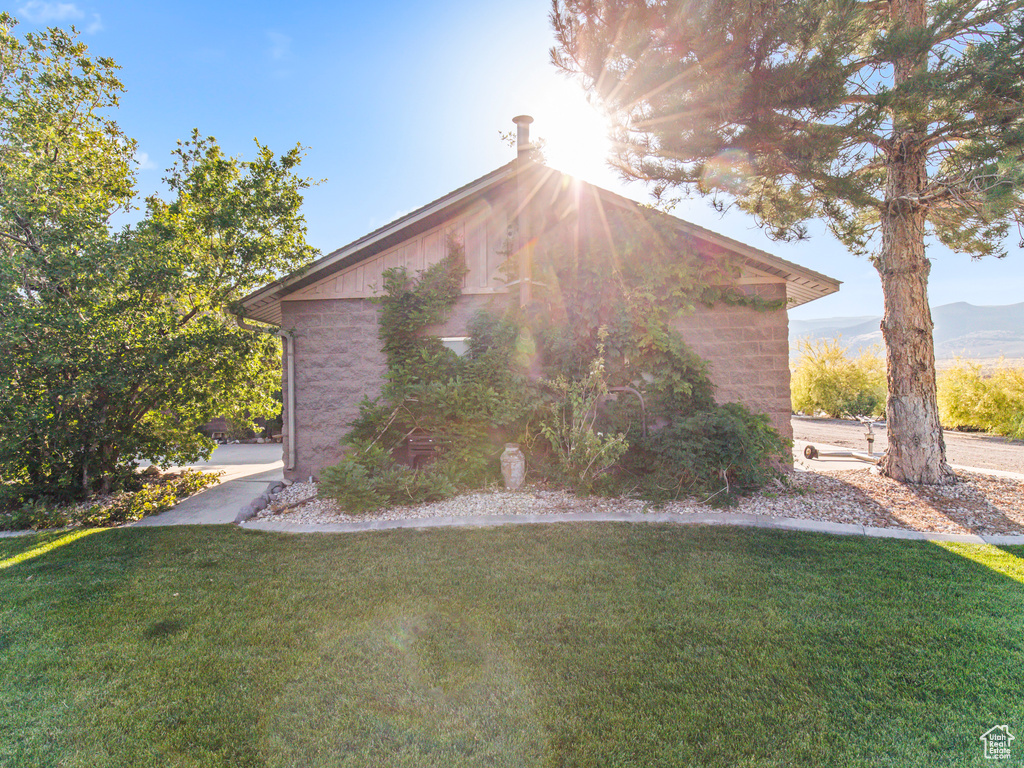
[133,444,283,526]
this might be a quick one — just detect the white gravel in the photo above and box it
[255,467,1024,537]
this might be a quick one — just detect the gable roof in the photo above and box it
[239,162,840,325]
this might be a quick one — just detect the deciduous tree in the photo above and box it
[0,15,317,502]
[551,0,1024,483]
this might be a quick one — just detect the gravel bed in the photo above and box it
[256,467,1024,537]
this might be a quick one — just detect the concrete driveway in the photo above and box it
[133,444,283,526]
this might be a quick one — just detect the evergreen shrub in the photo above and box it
[319,445,457,513]
[621,403,789,507]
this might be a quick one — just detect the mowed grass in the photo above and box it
[2,524,1023,767]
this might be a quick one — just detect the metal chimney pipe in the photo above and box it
[512,115,534,160]
[512,115,536,307]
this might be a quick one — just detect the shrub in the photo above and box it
[0,468,222,530]
[538,353,629,493]
[938,361,1024,438]
[624,403,789,507]
[791,338,886,418]
[319,445,457,514]
[0,501,70,532]
[84,483,181,525]
[172,467,223,498]
[80,468,222,526]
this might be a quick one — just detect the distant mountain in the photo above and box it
[790,302,1024,360]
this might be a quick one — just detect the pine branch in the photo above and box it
[920,172,1020,209]
[784,115,889,152]
[933,0,1024,44]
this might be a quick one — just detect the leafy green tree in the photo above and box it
[791,338,886,418]
[0,15,317,503]
[937,361,1024,438]
[551,0,1024,483]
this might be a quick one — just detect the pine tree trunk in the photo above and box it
[875,196,956,484]
[875,0,956,485]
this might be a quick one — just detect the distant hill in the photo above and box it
[790,302,1024,360]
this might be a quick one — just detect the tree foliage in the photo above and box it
[937,361,1024,438]
[551,0,1024,483]
[791,338,887,418]
[551,0,1024,252]
[0,15,317,504]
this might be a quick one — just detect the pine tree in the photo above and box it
[551,0,1024,483]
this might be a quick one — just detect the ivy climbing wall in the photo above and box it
[671,283,793,442]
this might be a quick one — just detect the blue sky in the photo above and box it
[13,0,1023,320]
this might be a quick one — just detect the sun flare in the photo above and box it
[531,80,616,186]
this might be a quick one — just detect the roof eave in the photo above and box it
[242,161,842,323]
[239,161,517,323]
[588,184,841,308]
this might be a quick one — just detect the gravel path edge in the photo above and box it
[239,509,1024,545]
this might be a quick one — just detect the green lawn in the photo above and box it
[1,524,1022,767]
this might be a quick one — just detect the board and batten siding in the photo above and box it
[286,200,512,302]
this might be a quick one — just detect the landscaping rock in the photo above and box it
[234,480,279,524]
[250,469,1024,538]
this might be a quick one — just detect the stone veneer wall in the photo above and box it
[281,286,792,480]
[280,293,508,481]
[670,283,793,442]
[281,297,387,481]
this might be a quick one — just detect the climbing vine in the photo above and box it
[375,236,467,385]
[323,235,533,511]
[322,210,789,512]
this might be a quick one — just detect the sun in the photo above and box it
[531,79,617,186]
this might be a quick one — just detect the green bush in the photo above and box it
[83,483,181,525]
[82,468,222,525]
[938,361,1024,438]
[319,445,457,514]
[538,351,629,493]
[624,403,789,507]
[0,468,221,531]
[791,338,886,418]
[0,501,70,532]
[172,468,223,498]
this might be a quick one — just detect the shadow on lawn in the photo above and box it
[143,619,185,641]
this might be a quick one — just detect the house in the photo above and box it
[240,117,840,482]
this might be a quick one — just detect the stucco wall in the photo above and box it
[281,297,386,481]
[671,283,793,442]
